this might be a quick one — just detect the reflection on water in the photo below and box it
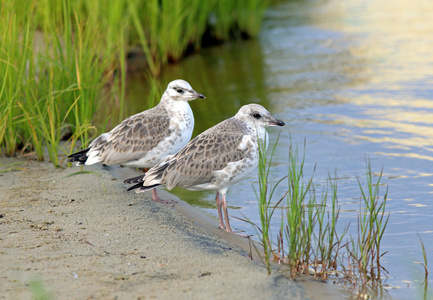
[124,0,433,298]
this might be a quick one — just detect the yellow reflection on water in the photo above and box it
[316,0,433,66]
[413,173,433,178]
[408,204,427,207]
[352,96,433,110]
[374,152,433,162]
[315,114,433,150]
[309,0,433,165]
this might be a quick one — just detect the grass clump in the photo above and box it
[252,140,390,297]
[128,0,270,76]
[341,159,390,295]
[211,0,269,40]
[251,133,286,274]
[0,0,125,165]
[278,143,347,279]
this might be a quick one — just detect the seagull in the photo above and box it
[68,79,205,203]
[125,104,285,232]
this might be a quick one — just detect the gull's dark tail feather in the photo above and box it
[127,183,160,192]
[124,174,145,184]
[67,147,90,165]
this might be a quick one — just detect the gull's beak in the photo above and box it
[269,118,286,127]
[187,90,206,101]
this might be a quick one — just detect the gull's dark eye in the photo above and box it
[252,112,261,119]
[176,88,184,94]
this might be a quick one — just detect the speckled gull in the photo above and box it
[125,104,286,232]
[68,79,205,202]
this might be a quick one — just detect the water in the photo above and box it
[125,0,433,298]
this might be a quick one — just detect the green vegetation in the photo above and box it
[28,277,53,300]
[250,133,286,274]
[0,0,124,165]
[343,159,389,294]
[0,0,270,164]
[417,233,430,300]
[0,161,25,173]
[252,141,391,296]
[418,233,429,281]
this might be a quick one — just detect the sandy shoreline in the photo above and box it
[0,157,345,299]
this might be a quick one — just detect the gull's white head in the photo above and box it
[235,104,286,128]
[164,79,205,102]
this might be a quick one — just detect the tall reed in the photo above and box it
[341,159,389,287]
[284,142,315,275]
[0,0,127,162]
[281,143,346,277]
[128,0,269,75]
[254,132,286,274]
[0,3,35,157]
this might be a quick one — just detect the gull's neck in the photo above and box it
[157,94,192,120]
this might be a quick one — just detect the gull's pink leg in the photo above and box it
[215,192,225,230]
[152,188,159,201]
[221,193,232,233]
[151,188,175,207]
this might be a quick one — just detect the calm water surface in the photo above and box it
[126,0,433,298]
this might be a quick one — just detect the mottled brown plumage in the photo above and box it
[88,106,172,165]
[159,119,249,190]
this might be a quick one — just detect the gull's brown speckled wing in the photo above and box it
[158,118,250,189]
[92,107,171,165]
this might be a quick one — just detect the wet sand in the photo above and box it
[0,157,345,299]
